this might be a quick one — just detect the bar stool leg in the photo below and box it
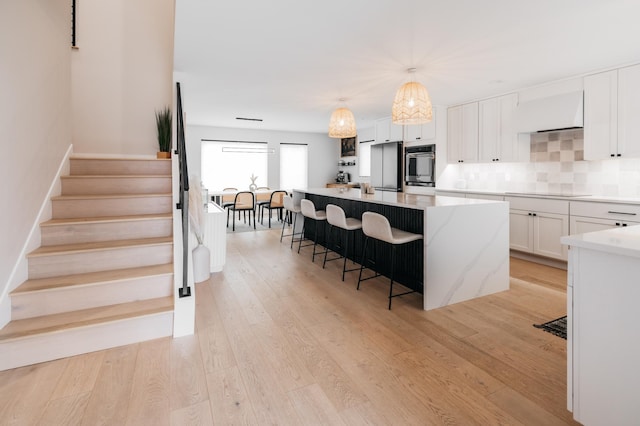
[357,237,369,290]
[341,229,349,281]
[297,220,305,254]
[290,213,298,249]
[312,220,320,262]
[322,224,333,268]
[388,245,396,310]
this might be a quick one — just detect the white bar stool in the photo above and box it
[357,211,423,309]
[298,199,327,262]
[322,204,363,281]
[280,195,303,249]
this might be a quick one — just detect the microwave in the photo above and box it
[405,145,435,187]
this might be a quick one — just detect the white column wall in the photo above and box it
[185,125,339,190]
[0,0,73,326]
[71,0,175,155]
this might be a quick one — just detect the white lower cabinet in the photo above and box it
[569,200,640,234]
[506,196,569,261]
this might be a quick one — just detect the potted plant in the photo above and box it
[155,106,172,158]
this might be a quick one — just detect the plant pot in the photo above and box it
[157,151,171,159]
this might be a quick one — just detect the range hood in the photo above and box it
[514,91,584,133]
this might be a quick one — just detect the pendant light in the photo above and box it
[392,68,432,125]
[328,99,357,138]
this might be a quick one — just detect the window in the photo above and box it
[359,141,372,177]
[201,140,269,191]
[280,143,308,190]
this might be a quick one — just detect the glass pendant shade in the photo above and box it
[328,107,357,138]
[392,81,433,125]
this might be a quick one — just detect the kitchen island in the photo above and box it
[293,188,510,310]
[561,227,640,425]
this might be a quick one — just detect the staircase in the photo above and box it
[0,157,175,371]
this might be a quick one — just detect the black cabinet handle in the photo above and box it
[608,211,637,216]
[617,153,622,157]
[532,213,537,217]
[611,154,615,157]
[623,223,628,227]
[616,222,621,226]
[528,212,532,216]
[416,137,421,140]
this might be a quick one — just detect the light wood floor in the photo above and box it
[0,228,579,425]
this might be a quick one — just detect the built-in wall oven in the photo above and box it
[405,144,435,187]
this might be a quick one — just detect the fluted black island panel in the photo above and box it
[303,192,424,293]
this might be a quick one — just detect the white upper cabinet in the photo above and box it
[404,109,437,142]
[447,102,478,164]
[584,70,618,159]
[618,64,640,158]
[357,126,375,142]
[375,117,403,143]
[584,64,640,159]
[478,93,528,163]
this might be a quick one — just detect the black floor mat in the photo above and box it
[533,316,567,339]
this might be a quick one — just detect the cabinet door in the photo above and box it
[405,124,422,142]
[390,121,403,142]
[533,212,569,260]
[570,216,618,235]
[479,97,499,162]
[375,118,391,143]
[447,105,462,164]
[509,210,533,253]
[584,70,618,160]
[617,64,640,158]
[497,93,524,162]
[461,103,479,162]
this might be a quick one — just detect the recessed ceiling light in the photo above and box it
[236,117,263,122]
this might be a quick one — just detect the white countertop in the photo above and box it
[436,188,640,205]
[561,225,640,259]
[298,188,503,210]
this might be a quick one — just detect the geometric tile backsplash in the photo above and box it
[438,128,640,197]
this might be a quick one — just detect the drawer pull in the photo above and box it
[608,211,637,216]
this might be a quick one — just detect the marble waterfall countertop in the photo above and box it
[298,187,503,210]
[296,187,510,311]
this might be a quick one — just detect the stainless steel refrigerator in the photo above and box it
[370,141,403,192]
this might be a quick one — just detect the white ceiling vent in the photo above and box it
[514,91,584,133]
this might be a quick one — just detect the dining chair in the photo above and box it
[227,191,255,231]
[260,190,287,228]
[220,188,238,209]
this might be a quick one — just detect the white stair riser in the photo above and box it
[52,196,172,218]
[61,176,171,195]
[28,244,173,279]
[0,311,173,371]
[41,218,172,246]
[70,159,171,176]
[11,274,174,320]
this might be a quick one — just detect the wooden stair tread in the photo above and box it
[61,174,171,179]
[70,156,170,161]
[41,213,172,227]
[12,264,173,294]
[28,236,173,257]
[0,297,174,342]
[52,193,171,200]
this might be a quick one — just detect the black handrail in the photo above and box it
[176,82,191,298]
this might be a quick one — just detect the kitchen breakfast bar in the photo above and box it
[293,188,510,310]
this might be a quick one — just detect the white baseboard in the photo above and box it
[0,144,74,329]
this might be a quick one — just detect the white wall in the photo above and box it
[71,0,175,155]
[185,125,339,190]
[0,0,72,326]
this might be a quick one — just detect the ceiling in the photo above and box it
[174,0,640,134]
